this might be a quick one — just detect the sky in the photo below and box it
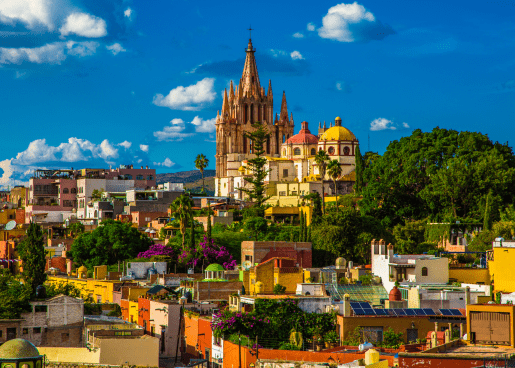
[0,0,514,188]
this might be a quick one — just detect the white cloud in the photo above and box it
[370,118,409,131]
[153,118,193,141]
[290,50,304,60]
[124,7,132,18]
[98,139,118,160]
[139,144,149,152]
[0,41,98,65]
[106,43,126,55]
[190,116,216,133]
[318,2,394,43]
[153,78,216,111]
[0,0,56,30]
[14,139,58,165]
[307,23,315,31]
[118,141,132,149]
[336,82,343,91]
[59,12,107,38]
[154,158,175,168]
[293,32,304,38]
[270,49,287,57]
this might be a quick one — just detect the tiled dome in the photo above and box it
[0,339,41,359]
[389,286,402,301]
[285,121,318,144]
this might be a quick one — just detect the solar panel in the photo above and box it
[359,302,372,308]
[350,302,362,309]
[422,308,436,315]
[439,309,454,316]
[405,309,416,316]
[386,309,397,316]
[375,309,388,316]
[450,309,463,316]
[363,308,375,315]
[353,309,366,315]
[414,309,426,316]
[393,309,407,316]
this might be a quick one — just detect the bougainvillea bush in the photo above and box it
[179,236,237,270]
[137,244,174,259]
[210,299,336,348]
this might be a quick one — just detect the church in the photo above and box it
[215,37,359,201]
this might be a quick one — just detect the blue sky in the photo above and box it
[0,0,514,187]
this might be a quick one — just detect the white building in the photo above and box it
[371,239,449,293]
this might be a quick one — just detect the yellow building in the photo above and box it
[467,303,515,347]
[488,240,515,293]
[244,257,303,295]
[0,209,16,224]
[264,205,313,225]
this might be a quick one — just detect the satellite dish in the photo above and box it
[5,221,16,231]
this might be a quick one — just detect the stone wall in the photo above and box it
[195,280,243,301]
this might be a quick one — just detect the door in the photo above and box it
[407,329,418,343]
[6,328,16,340]
[470,312,510,345]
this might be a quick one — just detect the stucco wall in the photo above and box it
[39,347,100,364]
[97,335,159,366]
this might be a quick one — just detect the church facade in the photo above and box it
[215,37,359,200]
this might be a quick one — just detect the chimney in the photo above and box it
[343,294,351,317]
[141,166,143,169]
[387,243,394,260]
[465,286,471,305]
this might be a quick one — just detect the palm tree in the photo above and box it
[195,154,209,194]
[169,194,194,247]
[314,150,330,214]
[327,159,342,214]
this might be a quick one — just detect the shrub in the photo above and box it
[273,284,286,295]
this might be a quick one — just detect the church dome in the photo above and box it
[389,286,402,301]
[285,121,318,145]
[0,339,41,359]
[319,126,357,142]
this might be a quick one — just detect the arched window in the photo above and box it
[310,148,316,155]
[282,134,286,143]
[328,146,335,155]
[244,104,248,122]
[282,149,286,156]
[63,188,69,194]
[147,175,154,180]
[422,267,428,276]
[293,148,301,156]
[250,104,254,123]
[136,175,144,180]
[343,146,350,156]
[125,175,133,180]
[71,188,77,194]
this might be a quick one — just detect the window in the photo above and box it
[71,188,77,194]
[147,175,154,180]
[282,149,286,156]
[293,148,301,156]
[282,169,288,178]
[362,326,383,343]
[343,146,350,156]
[63,188,69,194]
[61,333,69,342]
[0,330,2,338]
[421,267,428,276]
[245,255,252,262]
[23,328,28,335]
[328,146,335,155]
[33,327,41,334]
[145,217,151,221]
[35,305,48,313]
[279,191,286,196]
[311,148,316,155]
[126,175,133,180]
[136,175,144,180]
[282,135,286,143]
[115,331,132,336]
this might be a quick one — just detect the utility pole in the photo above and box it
[238,332,242,368]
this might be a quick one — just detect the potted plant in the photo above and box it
[314,334,324,351]
[324,330,339,348]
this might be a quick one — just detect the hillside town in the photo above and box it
[2,24,515,368]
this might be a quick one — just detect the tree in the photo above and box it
[68,222,85,238]
[354,145,364,193]
[18,223,47,296]
[314,150,330,215]
[91,189,104,201]
[0,270,31,319]
[240,122,271,216]
[484,190,493,231]
[70,219,152,268]
[304,192,322,225]
[195,153,209,194]
[190,218,195,248]
[169,194,194,247]
[327,160,342,214]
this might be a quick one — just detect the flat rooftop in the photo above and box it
[414,345,515,358]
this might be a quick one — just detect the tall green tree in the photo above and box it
[327,160,343,214]
[194,153,209,194]
[354,145,364,193]
[240,122,271,216]
[0,270,31,319]
[314,150,330,215]
[169,194,194,247]
[18,223,47,295]
[304,192,322,225]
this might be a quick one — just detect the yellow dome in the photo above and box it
[319,126,357,141]
[78,265,87,272]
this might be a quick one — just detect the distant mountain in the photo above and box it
[156,169,216,185]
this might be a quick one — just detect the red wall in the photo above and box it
[121,299,130,322]
[138,297,151,333]
[399,356,505,368]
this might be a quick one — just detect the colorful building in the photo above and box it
[244,257,304,295]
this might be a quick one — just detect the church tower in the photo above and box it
[215,36,295,195]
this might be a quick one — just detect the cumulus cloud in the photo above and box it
[106,43,126,55]
[318,2,394,42]
[0,0,57,30]
[0,41,98,65]
[59,12,107,38]
[290,51,304,60]
[370,118,409,131]
[153,78,216,111]
[139,144,149,152]
[154,158,175,168]
[153,118,193,141]
[14,139,58,165]
[307,23,316,31]
[124,7,132,19]
[293,32,304,38]
[118,141,132,149]
[190,116,216,133]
